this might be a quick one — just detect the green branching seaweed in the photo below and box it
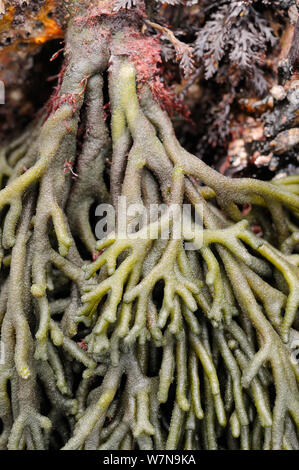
[0,0,298,451]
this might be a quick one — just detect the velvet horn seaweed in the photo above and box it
[0,0,299,451]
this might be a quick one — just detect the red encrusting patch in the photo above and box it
[92,249,105,262]
[242,203,252,216]
[45,62,90,120]
[64,160,78,179]
[103,102,111,121]
[77,340,88,351]
[44,60,67,119]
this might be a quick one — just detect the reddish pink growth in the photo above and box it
[74,0,146,27]
[50,48,64,62]
[125,31,162,83]
[252,224,263,237]
[45,63,89,120]
[190,176,199,185]
[103,102,111,121]
[149,76,192,121]
[79,76,90,96]
[250,151,261,165]
[220,158,230,175]
[92,251,100,262]
[92,249,105,262]
[242,203,252,216]
[44,61,67,120]
[64,120,70,132]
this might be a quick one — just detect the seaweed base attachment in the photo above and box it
[0,0,298,451]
